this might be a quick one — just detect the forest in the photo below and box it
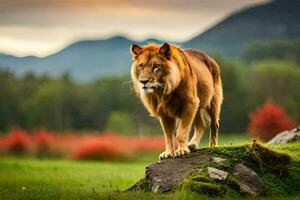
[0,38,299,135]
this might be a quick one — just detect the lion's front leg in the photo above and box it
[174,101,199,157]
[159,115,176,160]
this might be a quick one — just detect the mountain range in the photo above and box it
[0,37,164,81]
[0,0,299,81]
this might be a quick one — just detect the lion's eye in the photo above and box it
[153,64,160,70]
[138,63,143,69]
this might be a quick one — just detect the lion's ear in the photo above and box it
[159,43,171,59]
[130,44,143,56]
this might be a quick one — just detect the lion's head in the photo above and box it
[130,42,181,95]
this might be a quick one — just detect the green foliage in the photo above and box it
[0,54,299,134]
[247,59,300,121]
[243,37,300,64]
[106,111,135,134]
[0,71,22,131]
[214,57,249,133]
[0,71,161,134]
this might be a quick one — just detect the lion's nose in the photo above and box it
[139,79,149,84]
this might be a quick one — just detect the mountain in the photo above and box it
[183,0,300,56]
[0,37,164,81]
[0,0,299,81]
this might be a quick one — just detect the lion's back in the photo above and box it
[184,49,221,84]
[183,48,223,108]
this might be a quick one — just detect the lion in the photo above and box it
[130,42,223,160]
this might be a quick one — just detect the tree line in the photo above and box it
[0,38,299,134]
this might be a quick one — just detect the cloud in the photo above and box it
[0,0,269,27]
[0,0,269,56]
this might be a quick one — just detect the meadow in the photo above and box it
[1,134,300,200]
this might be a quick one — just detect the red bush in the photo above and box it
[32,128,54,157]
[32,128,53,148]
[247,99,295,141]
[4,127,31,154]
[0,127,165,160]
[122,136,164,152]
[71,141,128,160]
[70,132,164,161]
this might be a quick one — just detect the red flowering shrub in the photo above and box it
[0,127,164,160]
[0,135,5,149]
[32,128,53,148]
[123,136,164,152]
[247,99,295,141]
[32,128,54,157]
[4,127,31,154]
[71,132,164,161]
[71,141,129,160]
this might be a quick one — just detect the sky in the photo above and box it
[0,0,269,57]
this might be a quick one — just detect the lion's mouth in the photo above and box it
[140,82,163,93]
[141,85,155,93]
[142,86,156,89]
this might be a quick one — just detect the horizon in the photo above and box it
[0,0,269,57]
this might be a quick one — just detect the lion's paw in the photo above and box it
[159,151,173,160]
[188,142,198,151]
[173,147,190,157]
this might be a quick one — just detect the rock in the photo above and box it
[268,127,300,144]
[212,157,227,163]
[128,144,289,196]
[207,167,228,180]
[128,153,210,193]
[233,164,264,196]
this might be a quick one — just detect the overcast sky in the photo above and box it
[0,0,269,57]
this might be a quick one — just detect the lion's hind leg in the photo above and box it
[188,109,206,150]
[208,96,221,147]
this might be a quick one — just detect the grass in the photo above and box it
[0,134,300,200]
[198,132,251,147]
[0,159,149,200]
[0,158,179,200]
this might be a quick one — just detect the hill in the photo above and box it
[183,0,300,56]
[0,37,163,81]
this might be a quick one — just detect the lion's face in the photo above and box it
[131,48,165,94]
[130,43,180,94]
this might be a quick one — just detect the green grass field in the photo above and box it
[1,134,300,200]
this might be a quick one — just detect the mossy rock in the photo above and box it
[128,144,300,197]
[181,179,226,197]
